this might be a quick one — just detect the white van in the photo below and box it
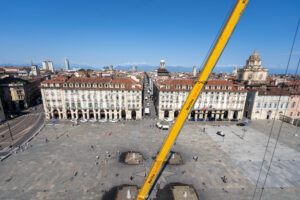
[162,124,169,130]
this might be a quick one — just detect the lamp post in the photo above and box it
[7,122,13,141]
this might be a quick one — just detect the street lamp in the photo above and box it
[7,122,13,141]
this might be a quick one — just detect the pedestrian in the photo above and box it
[221,176,227,183]
[130,176,133,181]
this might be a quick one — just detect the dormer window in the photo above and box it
[93,84,97,88]
[166,85,170,89]
[228,86,232,90]
[211,86,215,90]
[217,86,220,90]
[87,83,91,88]
[110,84,113,88]
[44,83,48,87]
[104,84,108,88]
[50,83,54,87]
[176,84,180,89]
[81,83,85,87]
[188,85,192,90]
[115,84,119,88]
[69,83,73,87]
[222,86,226,90]
[238,86,241,90]
[182,85,186,89]
[121,84,125,88]
[205,86,209,90]
[64,83,67,87]
[75,83,79,87]
[99,83,103,88]
[55,83,60,87]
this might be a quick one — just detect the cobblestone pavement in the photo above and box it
[0,119,299,200]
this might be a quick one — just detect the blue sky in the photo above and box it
[0,0,299,73]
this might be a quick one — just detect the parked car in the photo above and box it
[99,119,107,123]
[216,131,225,137]
[197,118,204,121]
[189,118,195,121]
[216,118,223,121]
[162,124,169,130]
[231,119,238,122]
[145,107,150,115]
[236,123,245,126]
[156,122,162,129]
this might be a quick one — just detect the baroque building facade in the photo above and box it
[153,79,247,120]
[41,77,143,120]
[237,50,268,82]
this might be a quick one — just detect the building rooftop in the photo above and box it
[154,79,247,92]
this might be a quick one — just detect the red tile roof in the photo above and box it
[41,77,143,90]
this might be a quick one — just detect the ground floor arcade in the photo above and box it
[45,108,142,120]
[158,109,244,120]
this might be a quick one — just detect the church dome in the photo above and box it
[249,50,261,61]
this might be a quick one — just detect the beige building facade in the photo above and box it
[238,50,268,82]
[244,88,290,120]
[41,77,143,120]
[153,79,247,120]
[0,77,41,112]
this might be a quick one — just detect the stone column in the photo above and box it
[170,110,174,120]
[228,111,233,120]
[126,110,131,120]
[87,110,90,119]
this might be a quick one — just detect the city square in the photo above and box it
[0,119,299,199]
[1,0,300,199]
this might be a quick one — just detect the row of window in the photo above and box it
[160,91,244,96]
[44,82,128,89]
[161,95,244,102]
[204,85,235,90]
[290,112,300,117]
[174,85,193,90]
[257,102,288,109]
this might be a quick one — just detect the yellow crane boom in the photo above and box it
[137,0,249,199]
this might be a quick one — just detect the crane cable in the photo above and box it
[251,18,300,200]
[291,58,300,130]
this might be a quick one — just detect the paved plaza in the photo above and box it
[0,119,299,199]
